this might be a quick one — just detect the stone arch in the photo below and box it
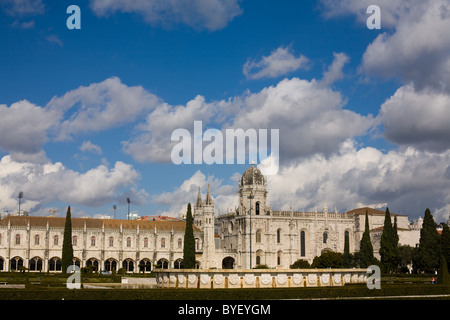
[10,256,24,271]
[173,258,183,269]
[156,258,169,269]
[48,257,61,272]
[256,249,264,266]
[222,256,235,269]
[104,258,118,272]
[29,256,43,272]
[139,258,152,273]
[86,258,99,271]
[122,258,135,272]
[0,256,4,271]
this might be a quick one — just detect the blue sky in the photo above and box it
[1,0,450,222]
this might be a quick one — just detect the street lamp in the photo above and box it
[18,191,23,216]
[127,198,130,220]
[248,190,254,269]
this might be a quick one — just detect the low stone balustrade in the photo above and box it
[154,268,367,289]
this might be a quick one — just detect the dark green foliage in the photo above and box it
[311,251,344,268]
[359,211,375,268]
[379,207,400,273]
[183,203,195,269]
[441,224,450,271]
[61,206,74,273]
[437,255,450,285]
[290,259,311,269]
[416,208,441,273]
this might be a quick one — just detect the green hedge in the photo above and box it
[0,284,449,300]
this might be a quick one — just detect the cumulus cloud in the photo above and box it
[89,0,243,31]
[47,77,161,141]
[0,100,58,162]
[0,155,147,213]
[380,84,450,152]
[319,52,350,87]
[243,46,309,80]
[80,141,103,155]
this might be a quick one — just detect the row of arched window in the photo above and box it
[0,256,200,272]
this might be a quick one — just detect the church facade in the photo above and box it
[0,165,421,272]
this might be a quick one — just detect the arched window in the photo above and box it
[256,230,262,243]
[54,235,59,246]
[29,257,43,271]
[72,236,77,247]
[34,235,40,246]
[127,237,131,247]
[323,232,328,244]
[122,259,134,272]
[86,258,99,272]
[10,257,23,271]
[277,251,283,266]
[161,238,165,248]
[139,259,152,272]
[178,238,182,248]
[277,229,281,243]
[91,236,96,247]
[255,202,260,215]
[144,237,148,248]
[174,258,183,269]
[104,258,117,272]
[48,257,61,271]
[109,237,114,247]
[300,231,306,257]
[15,234,20,245]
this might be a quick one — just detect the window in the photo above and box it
[178,238,182,249]
[255,202,260,215]
[277,229,281,243]
[34,235,40,246]
[109,237,114,247]
[91,236,96,247]
[127,237,131,247]
[144,237,148,248]
[72,236,77,247]
[15,234,20,245]
[161,238,165,248]
[54,235,59,246]
[323,232,328,244]
[256,230,262,243]
[300,231,305,257]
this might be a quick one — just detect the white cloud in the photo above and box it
[319,52,350,87]
[80,141,103,155]
[0,155,147,212]
[89,0,243,31]
[265,140,450,220]
[0,100,58,162]
[47,77,161,141]
[380,84,450,152]
[243,46,309,80]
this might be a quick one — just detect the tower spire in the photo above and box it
[195,187,202,208]
[206,184,214,205]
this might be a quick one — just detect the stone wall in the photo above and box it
[155,268,367,289]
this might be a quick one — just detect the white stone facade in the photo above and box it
[0,165,422,272]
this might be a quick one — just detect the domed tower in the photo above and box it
[238,164,269,216]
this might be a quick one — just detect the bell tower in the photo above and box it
[238,164,268,216]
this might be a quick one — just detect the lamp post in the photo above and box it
[127,198,130,220]
[18,191,23,216]
[248,190,254,269]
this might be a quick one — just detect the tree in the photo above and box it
[379,207,400,273]
[61,206,74,273]
[437,255,450,285]
[441,224,450,271]
[343,230,351,267]
[416,208,441,273]
[290,259,311,269]
[312,251,344,268]
[183,203,196,269]
[359,211,375,268]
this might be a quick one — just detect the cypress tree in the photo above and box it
[183,203,196,269]
[359,211,374,268]
[417,208,441,273]
[379,207,399,273]
[343,230,351,267]
[441,224,450,271]
[437,255,450,285]
[61,206,74,273]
